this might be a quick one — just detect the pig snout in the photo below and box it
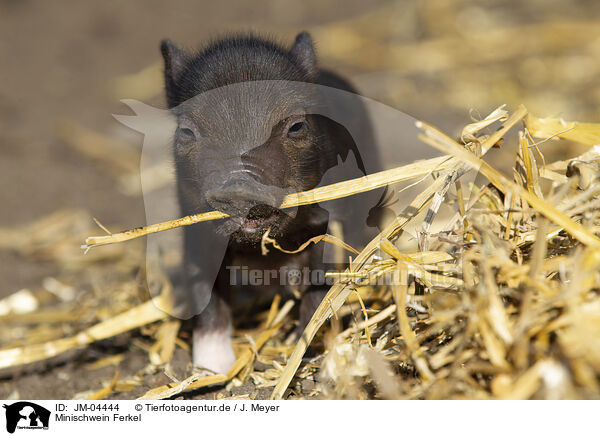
[205,177,278,217]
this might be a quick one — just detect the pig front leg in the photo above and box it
[183,224,236,375]
[191,287,235,375]
[296,238,333,336]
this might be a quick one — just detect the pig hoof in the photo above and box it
[192,329,236,375]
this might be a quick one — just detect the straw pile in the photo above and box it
[1,102,599,399]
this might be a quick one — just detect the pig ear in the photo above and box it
[160,39,189,107]
[290,32,318,80]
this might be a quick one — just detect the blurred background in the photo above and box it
[1,0,599,400]
[1,0,599,300]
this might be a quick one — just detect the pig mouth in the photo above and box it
[225,204,281,235]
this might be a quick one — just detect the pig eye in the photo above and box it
[287,120,308,138]
[176,126,199,152]
[178,127,196,141]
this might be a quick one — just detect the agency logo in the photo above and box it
[2,402,50,434]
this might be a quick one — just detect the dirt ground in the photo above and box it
[1,0,599,400]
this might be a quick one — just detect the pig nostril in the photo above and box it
[206,180,278,215]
